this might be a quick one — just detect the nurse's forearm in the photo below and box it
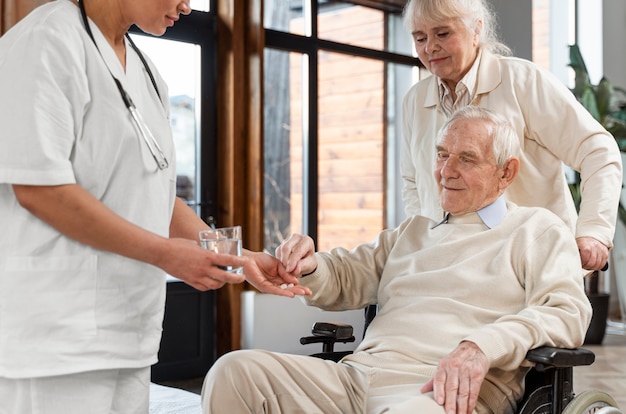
[12,183,168,266]
[169,197,211,240]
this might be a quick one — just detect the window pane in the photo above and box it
[264,49,305,254]
[387,11,417,57]
[318,3,384,50]
[317,52,384,252]
[386,62,421,228]
[129,36,201,203]
[191,0,210,12]
[264,0,306,36]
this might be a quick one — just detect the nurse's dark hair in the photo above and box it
[436,106,520,168]
[403,0,511,56]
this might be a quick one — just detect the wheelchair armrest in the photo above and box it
[299,322,356,353]
[525,346,595,371]
[310,322,354,340]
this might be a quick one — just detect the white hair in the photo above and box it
[403,0,511,56]
[436,106,520,167]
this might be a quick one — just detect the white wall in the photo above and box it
[603,0,626,90]
[489,1,532,60]
[578,0,604,84]
[241,291,366,355]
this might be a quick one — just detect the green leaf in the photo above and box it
[596,77,613,119]
[569,44,592,98]
[580,87,601,121]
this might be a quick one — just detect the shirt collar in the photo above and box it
[432,195,508,229]
[476,195,508,228]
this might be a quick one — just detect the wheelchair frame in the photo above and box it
[300,305,622,414]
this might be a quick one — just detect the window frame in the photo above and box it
[129,7,219,225]
[264,0,422,243]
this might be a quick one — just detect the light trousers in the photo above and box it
[201,350,488,414]
[0,367,150,414]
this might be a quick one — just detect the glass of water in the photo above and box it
[198,226,243,274]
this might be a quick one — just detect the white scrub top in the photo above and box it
[0,0,177,378]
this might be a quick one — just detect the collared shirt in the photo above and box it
[438,49,482,117]
[477,195,508,228]
[432,195,508,229]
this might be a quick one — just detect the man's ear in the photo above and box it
[499,157,520,189]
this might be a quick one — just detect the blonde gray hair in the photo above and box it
[403,0,511,56]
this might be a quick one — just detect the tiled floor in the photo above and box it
[574,330,626,409]
[162,331,626,410]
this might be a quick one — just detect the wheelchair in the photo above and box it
[300,305,623,414]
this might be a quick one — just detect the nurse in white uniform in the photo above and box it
[0,1,309,413]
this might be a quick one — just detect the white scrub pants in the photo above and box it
[0,367,150,414]
[201,350,489,414]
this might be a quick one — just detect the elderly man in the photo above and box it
[201,107,592,414]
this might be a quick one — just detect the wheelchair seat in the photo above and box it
[301,305,623,414]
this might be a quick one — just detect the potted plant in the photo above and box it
[568,44,626,344]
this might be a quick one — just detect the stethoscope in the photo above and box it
[78,0,169,170]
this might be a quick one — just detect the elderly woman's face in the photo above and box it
[411,17,480,89]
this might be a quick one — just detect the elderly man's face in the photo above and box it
[434,118,506,216]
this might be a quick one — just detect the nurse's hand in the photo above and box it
[156,238,246,290]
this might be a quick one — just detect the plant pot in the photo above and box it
[584,293,610,345]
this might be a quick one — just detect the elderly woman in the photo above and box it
[401,0,622,271]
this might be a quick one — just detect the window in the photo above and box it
[263,0,421,254]
[130,5,218,224]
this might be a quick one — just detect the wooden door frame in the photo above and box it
[215,0,264,356]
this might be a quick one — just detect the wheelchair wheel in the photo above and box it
[561,390,622,414]
[516,385,553,414]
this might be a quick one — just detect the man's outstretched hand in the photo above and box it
[242,249,312,297]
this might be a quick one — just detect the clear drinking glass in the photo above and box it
[198,226,243,274]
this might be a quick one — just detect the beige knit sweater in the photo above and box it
[301,202,592,412]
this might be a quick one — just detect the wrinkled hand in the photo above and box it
[156,238,247,291]
[421,341,489,414]
[577,236,609,271]
[243,250,311,297]
[275,234,318,276]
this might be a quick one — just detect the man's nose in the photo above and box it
[439,158,459,178]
